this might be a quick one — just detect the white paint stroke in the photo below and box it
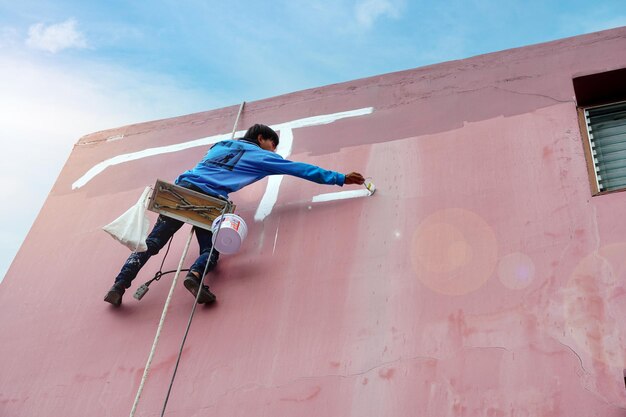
[272,223,280,255]
[71,107,373,190]
[311,189,372,203]
[255,176,284,222]
[270,107,373,131]
[72,131,244,189]
[254,127,293,221]
[275,127,294,158]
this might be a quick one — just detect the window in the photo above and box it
[582,101,626,193]
[574,67,626,195]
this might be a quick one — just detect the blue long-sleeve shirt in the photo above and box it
[175,139,345,198]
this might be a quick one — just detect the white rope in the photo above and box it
[129,101,246,417]
[159,102,244,416]
[129,227,195,417]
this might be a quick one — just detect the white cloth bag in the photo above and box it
[103,186,152,252]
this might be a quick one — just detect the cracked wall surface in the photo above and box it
[1,27,626,417]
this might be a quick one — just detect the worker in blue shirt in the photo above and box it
[104,124,365,306]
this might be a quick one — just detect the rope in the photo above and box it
[128,101,245,417]
[133,237,183,297]
[158,236,175,274]
[129,227,195,417]
[158,102,244,416]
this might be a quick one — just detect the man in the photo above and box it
[104,124,365,306]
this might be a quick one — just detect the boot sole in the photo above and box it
[104,290,123,307]
[183,277,216,304]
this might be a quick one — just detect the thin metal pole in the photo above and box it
[159,203,230,416]
[230,101,245,140]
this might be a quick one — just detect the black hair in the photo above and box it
[242,124,279,147]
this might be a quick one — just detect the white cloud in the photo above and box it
[26,19,87,53]
[355,0,403,29]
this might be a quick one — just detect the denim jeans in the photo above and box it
[114,184,220,288]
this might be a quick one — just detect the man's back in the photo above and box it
[176,139,345,198]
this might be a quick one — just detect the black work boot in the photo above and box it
[183,273,216,304]
[104,283,126,307]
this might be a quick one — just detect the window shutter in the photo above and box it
[585,101,626,192]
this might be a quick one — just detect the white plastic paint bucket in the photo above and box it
[211,214,248,254]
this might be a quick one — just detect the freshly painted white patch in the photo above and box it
[311,189,372,202]
[254,128,293,221]
[72,107,373,190]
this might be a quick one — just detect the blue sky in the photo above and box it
[1,0,625,281]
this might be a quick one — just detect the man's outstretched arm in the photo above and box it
[256,152,365,187]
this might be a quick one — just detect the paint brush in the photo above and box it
[364,178,376,195]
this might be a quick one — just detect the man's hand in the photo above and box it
[344,172,365,185]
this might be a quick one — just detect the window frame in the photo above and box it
[577,99,626,196]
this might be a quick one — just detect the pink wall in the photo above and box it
[2,27,626,416]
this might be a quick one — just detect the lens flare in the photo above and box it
[411,208,497,296]
[497,252,535,290]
